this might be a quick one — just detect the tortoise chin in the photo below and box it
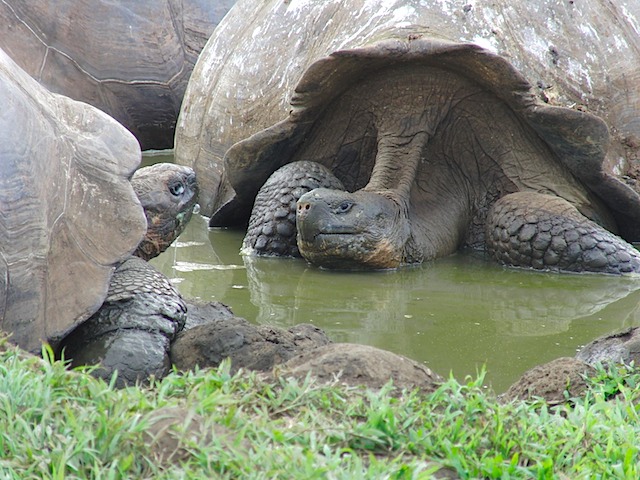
[297,235,404,270]
[296,188,408,270]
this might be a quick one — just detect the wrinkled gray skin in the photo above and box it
[235,38,640,274]
[59,163,198,387]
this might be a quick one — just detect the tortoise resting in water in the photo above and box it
[231,38,640,274]
[59,163,198,386]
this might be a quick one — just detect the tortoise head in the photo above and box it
[296,188,411,270]
[131,163,198,260]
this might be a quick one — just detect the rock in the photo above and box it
[170,316,330,373]
[576,327,640,367]
[276,343,443,393]
[500,357,596,405]
[144,406,248,465]
[183,300,235,330]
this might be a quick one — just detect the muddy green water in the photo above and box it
[144,152,640,393]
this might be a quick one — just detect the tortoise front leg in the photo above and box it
[58,257,186,387]
[485,191,640,274]
[242,161,344,257]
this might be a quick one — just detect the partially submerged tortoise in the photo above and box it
[0,48,198,384]
[176,0,640,219]
[0,0,236,149]
[230,37,640,274]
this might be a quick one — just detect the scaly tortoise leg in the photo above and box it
[59,257,186,387]
[486,191,640,274]
[242,161,344,257]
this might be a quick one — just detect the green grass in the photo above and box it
[0,337,639,479]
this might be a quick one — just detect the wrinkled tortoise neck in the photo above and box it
[364,130,427,206]
[364,127,475,264]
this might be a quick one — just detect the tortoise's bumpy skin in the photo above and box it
[60,257,187,387]
[486,192,640,274]
[132,163,199,261]
[242,161,344,257]
[59,163,197,386]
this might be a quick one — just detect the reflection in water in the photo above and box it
[151,215,640,392]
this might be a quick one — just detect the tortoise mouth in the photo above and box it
[176,208,193,229]
[296,193,360,243]
[298,228,357,243]
[180,195,199,217]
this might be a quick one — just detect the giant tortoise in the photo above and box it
[58,163,198,387]
[175,0,640,218]
[0,46,145,353]
[0,0,236,149]
[0,48,199,385]
[236,38,640,273]
[176,0,640,273]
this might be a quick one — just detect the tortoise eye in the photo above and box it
[336,200,353,214]
[169,182,185,196]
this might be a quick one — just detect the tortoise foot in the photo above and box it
[242,161,344,257]
[58,257,186,387]
[67,330,171,388]
[486,191,640,274]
